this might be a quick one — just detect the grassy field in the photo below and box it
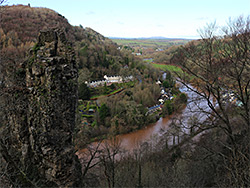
[151,63,183,74]
[90,87,124,100]
[112,38,190,49]
[151,63,195,81]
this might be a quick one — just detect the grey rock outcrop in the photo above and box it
[0,29,81,187]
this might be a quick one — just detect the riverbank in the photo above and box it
[76,83,204,157]
[76,98,187,159]
[75,87,187,150]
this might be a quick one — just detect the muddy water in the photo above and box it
[77,83,211,158]
[116,115,173,150]
[77,116,173,158]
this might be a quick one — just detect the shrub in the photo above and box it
[179,93,187,103]
[78,83,90,100]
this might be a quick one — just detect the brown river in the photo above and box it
[77,83,212,159]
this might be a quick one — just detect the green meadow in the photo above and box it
[151,64,183,74]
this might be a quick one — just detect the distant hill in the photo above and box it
[0,5,191,80]
[109,36,192,40]
[110,37,192,60]
[0,4,163,86]
[110,38,191,48]
[0,5,134,80]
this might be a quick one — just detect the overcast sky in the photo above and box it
[6,0,250,39]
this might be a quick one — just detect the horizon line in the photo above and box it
[107,36,200,40]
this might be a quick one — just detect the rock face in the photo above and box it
[0,29,81,187]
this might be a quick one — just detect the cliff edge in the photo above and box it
[0,29,81,187]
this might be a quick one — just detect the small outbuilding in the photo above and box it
[88,109,95,114]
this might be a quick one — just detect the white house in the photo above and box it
[104,75,123,83]
[156,80,161,85]
[87,75,133,88]
[159,99,164,104]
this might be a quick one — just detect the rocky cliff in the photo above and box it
[0,29,81,187]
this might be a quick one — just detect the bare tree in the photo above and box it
[0,0,7,5]
[171,16,250,187]
[99,137,121,188]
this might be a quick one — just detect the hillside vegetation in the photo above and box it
[0,4,249,188]
[0,4,175,142]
